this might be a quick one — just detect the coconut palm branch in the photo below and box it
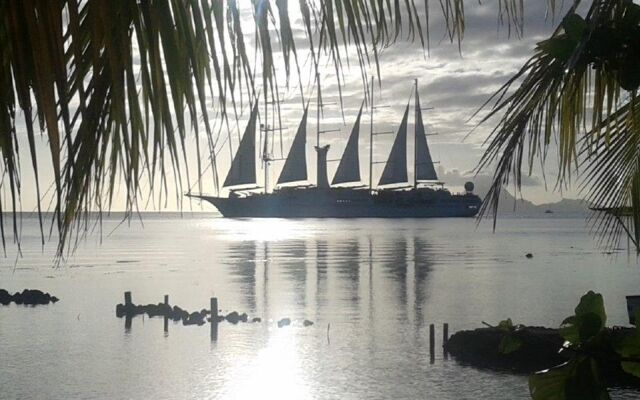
[477,0,640,251]
[0,0,555,254]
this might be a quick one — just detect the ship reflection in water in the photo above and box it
[211,219,438,399]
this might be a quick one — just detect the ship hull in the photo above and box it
[193,188,481,218]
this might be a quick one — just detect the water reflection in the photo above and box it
[218,228,435,332]
[382,236,409,320]
[334,239,361,311]
[277,240,308,309]
[226,241,258,312]
[414,237,433,330]
[315,239,329,316]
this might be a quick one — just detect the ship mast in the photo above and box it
[414,79,418,189]
[316,72,320,149]
[262,91,270,193]
[369,76,374,191]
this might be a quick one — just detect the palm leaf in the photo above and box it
[476,0,640,250]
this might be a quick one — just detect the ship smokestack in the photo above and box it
[315,145,330,189]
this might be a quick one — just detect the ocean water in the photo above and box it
[0,214,638,399]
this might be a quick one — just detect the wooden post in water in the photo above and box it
[124,291,133,331]
[164,295,169,333]
[443,323,449,345]
[210,297,219,341]
[443,323,449,359]
[429,324,435,363]
[211,297,218,321]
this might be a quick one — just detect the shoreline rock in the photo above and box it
[0,289,59,306]
[445,326,565,373]
[444,326,640,387]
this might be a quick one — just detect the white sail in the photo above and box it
[378,103,409,186]
[415,90,438,181]
[223,103,259,187]
[332,104,363,185]
[277,107,309,185]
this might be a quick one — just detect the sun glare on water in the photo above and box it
[220,329,311,400]
[204,218,308,242]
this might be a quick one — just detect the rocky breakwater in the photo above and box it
[115,293,316,329]
[116,301,211,326]
[444,326,566,373]
[0,289,59,305]
[444,325,640,387]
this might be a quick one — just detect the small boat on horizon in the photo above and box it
[188,79,482,218]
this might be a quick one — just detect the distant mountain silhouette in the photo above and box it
[477,188,590,216]
[436,167,589,215]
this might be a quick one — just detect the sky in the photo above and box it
[10,1,581,214]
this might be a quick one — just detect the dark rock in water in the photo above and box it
[525,253,533,259]
[13,292,24,304]
[145,303,166,317]
[0,289,12,305]
[225,311,248,324]
[184,311,206,326]
[303,320,314,327]
[277,318,291,328]
[116,304,125,317]
[22,289,49,305]
[0,289,59,306]
[252,317,261,323]
[172,305,187,321]
[225,311,239,324]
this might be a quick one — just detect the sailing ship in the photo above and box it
[187,80,482,218]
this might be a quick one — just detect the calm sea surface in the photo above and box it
[0,214,639,399]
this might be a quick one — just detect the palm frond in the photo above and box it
[580,96,640,250]
[476,0,640,251]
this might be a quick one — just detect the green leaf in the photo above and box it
[562,13,586,43]
[498,318,515,331]
[529,358,611,400]
[560,316,578,344]
[574,291,606,327]
[617,310,640,378]
[577,312,607,343]
[530,362,572,400]
[560,291,606,345]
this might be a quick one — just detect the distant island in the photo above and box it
[479,189,590,216]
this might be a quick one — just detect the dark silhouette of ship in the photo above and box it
[188,79,481,218]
